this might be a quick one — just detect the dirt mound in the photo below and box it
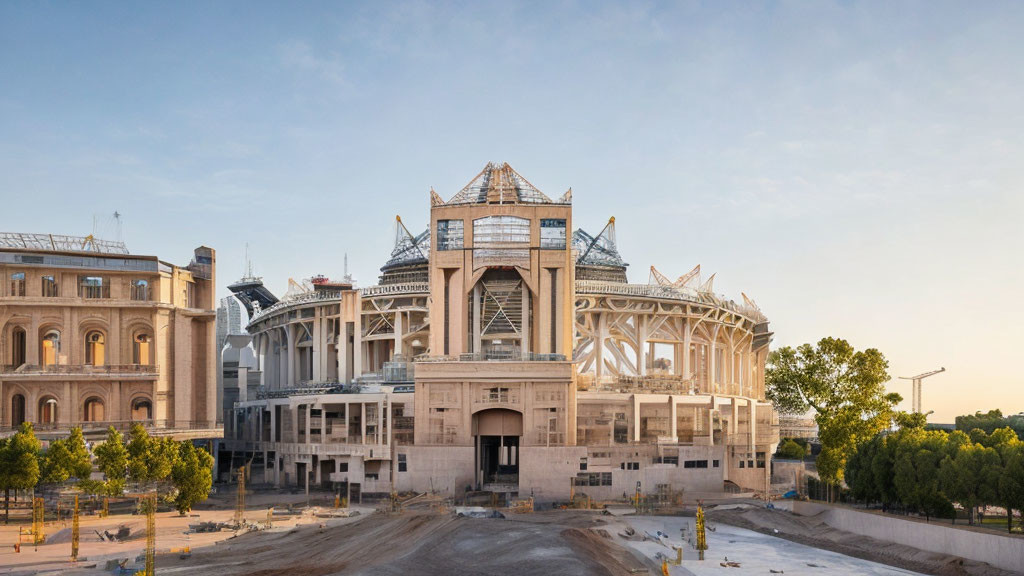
[157,511,645,576]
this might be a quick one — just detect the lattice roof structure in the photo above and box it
[0,232,129,255]
[573,218,628,283]
[381,217,429,271]
[445,162,567,205]
[379,216,431,285]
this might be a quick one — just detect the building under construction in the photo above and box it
[222,162,777,501]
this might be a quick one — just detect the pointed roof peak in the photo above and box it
[443,162,570,206]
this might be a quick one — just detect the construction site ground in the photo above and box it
[1,493,1020,575]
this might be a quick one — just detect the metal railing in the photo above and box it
[249,289,347,322]
[5,419,219,433]
[1,364,158,375]
[360,282,429,298]
[575,280,767,322]
[416,352,567,363]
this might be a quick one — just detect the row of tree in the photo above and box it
[0,422,214,522]
[955,409,1024,439]
[765,337,1023,532]
[845,421,1024,531]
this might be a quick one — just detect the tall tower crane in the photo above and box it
[899,367,946,414]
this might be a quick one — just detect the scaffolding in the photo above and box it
[143,494,156,576]
[32,497,44,550]
[235,465,246,525]
[695,505,708,561]
[71,495,80,562]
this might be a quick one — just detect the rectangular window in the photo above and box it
[713,460,720,468]
[398,453,407,472]
[41,275,58,297]
[131,279,149,301]
[9,272,25,296]
[78,275,109,299]
[579,458,588,471]
[683,460,708,469]
[185,282,197,307]
[436,219,464,250]
[540,219,566,249]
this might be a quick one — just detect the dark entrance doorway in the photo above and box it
[479,435,519,485]
[473,409,523,490]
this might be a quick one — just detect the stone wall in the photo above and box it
[791,501,1024,573]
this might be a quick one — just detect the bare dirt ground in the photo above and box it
[155,509,646,576]
[3,491,1020,576]
[706,505,1021,576]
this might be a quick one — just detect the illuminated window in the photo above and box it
[85,330,105,366]
[133,333,152,365]
[41,330,60,366]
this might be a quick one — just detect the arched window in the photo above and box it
[131,398,153,421]
[133,333,152,365]
[39,396,58,425]
[11,327,26,367]
[41,330,61,367]
[85,331,105,366]
[84,397,105,422]
[11,394,26,426]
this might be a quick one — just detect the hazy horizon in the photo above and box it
[2,1,1021,422]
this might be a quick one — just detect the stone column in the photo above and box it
[681,319,692,382]
[521,287,530,358]
[472,283,481,354]
[360,403,366,444]
[632,397,641,442]
[393,311,403,358]
[669,397,677,442]
[305,404,312,444]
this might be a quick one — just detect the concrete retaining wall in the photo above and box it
[792,501,1024,573]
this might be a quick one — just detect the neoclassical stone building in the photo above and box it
[222,163,778,500]
[0,233,218,439]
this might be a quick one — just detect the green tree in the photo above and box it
[0,422,42,524]
[776,438,807,460]
[996,442,1024,533]
[126,423,179,485]
[93,426,128,496]
[171,442,213,514]
[766,337,899,488]
[40,427,92,485]
[891,428,952,521]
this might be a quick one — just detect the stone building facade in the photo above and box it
[0,234,218,439]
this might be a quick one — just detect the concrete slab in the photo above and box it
[618,516,925,575]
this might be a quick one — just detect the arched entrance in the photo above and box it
[472,408,522,490]
[11,327,26,368]
[131,398,153,421]
[39,396,58,425]
[84,397,105,422]
[11,394,26,426]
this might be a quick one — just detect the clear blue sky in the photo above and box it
[2,1,1022,422]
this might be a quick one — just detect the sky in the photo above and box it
[1,1,1021,423]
